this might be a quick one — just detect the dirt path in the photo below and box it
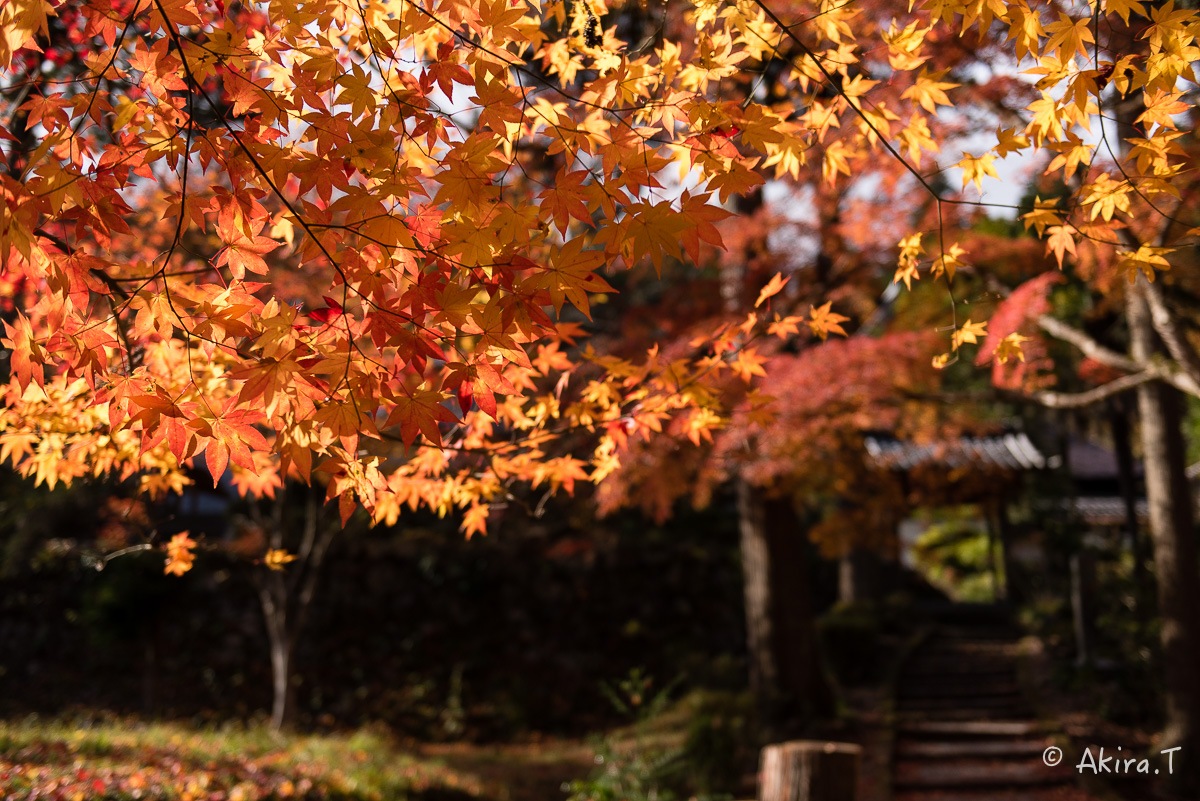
[417,738,595,801]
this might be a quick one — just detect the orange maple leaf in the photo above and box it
[164,532,197,576]
[755,273,790,308]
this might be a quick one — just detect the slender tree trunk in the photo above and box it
[738,480,833,734]
[254,484,335,732]
[1128,285,1200,794]
[1109,395,1149,624]
[989,499,1018,604]
[260,582,293,731]
[838,548,879,605]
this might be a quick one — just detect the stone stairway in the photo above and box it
[891,620,1097,801]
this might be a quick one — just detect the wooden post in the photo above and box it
[760,741,860,801]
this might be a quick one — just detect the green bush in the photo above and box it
[564,671,739,801]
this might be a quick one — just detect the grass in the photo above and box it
[0,714,488,800]
[0,688,740,800]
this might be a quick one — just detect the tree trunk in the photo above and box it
[1109,395,1150,624]
[1129,285,1200,794]
[986,500,1018,604]
[837,548,878,605]
[738,480,833,734]
[254,484,334,732]
[260,577,294,732]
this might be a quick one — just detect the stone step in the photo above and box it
[935,627,1022,640]
[893,759,1067,789]
[894,788,1095,801]
[895,739,1053,759]
[896,697,1026,714]
[924,637,1021,649]
[899,709,1032,723]
[898,720,1043,738]
[902,652,1017,671]
[899,681,1020,698]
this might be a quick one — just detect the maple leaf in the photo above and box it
[1118,245,1173,283]
[902,68,958,113]
[385,384,460,448]
[1045,225,1078,269]
[959,152,998,193]
[808,302,850,340]
[540,170,593,234]
[768,315,804,339]
[309,296,345,325]
[931,243,968,281]
[993,332,1031,364]
[535,239,614,318]
[1045,137,1093,178]
[1082,176,1132,221]
[263,549,298,571]
[1022,196,1062,237]
[894,232,925,291]
[462,503,490,539]
[993,126,1030,158]
[1137,90,1189,130]
[193,406,272,487]
[1105,0,1147,23]
[2,314,44,390]
[952,318,988,350]
[1044,12,1094,62]
[731,349,769,383]
[755,273,790,308]
[164,532,197,576]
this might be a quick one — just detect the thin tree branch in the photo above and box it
[1036,310,1200,398]
[1036,314,1142,372]
[1028,371,1158,409]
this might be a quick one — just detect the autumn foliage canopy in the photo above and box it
[0,0,1197,548]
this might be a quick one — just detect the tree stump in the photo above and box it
[759,740,860,801]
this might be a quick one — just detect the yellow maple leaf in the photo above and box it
[1005,1,1046,61]
[959,152,998,192]
[1022,196,1062,236]
[894,232,925,290]
[264,549,298,571]
[1045,137,1093,178]
[1045,225,1078,269]
[768,315,804,339]
[994,332,1031,364]
[952,318,989,350]
[1118,245,1173,283]
[164,532,197,577]
[932,243,968,281]
[755,272,790,308]
[993,126,1030,158]
[1045,12,1095,62]
[1137,90,1189,130]
[731,349,769,383]
[1082,175,1132,221]
[885,19,929,70]
[462,503,490,539]
[808,301,850,340]
[902,68,958,113]
[1105,0,1147,23]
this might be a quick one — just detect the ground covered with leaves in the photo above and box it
[0,716,495,801]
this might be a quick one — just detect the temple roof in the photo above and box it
[864,432,1047,471]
